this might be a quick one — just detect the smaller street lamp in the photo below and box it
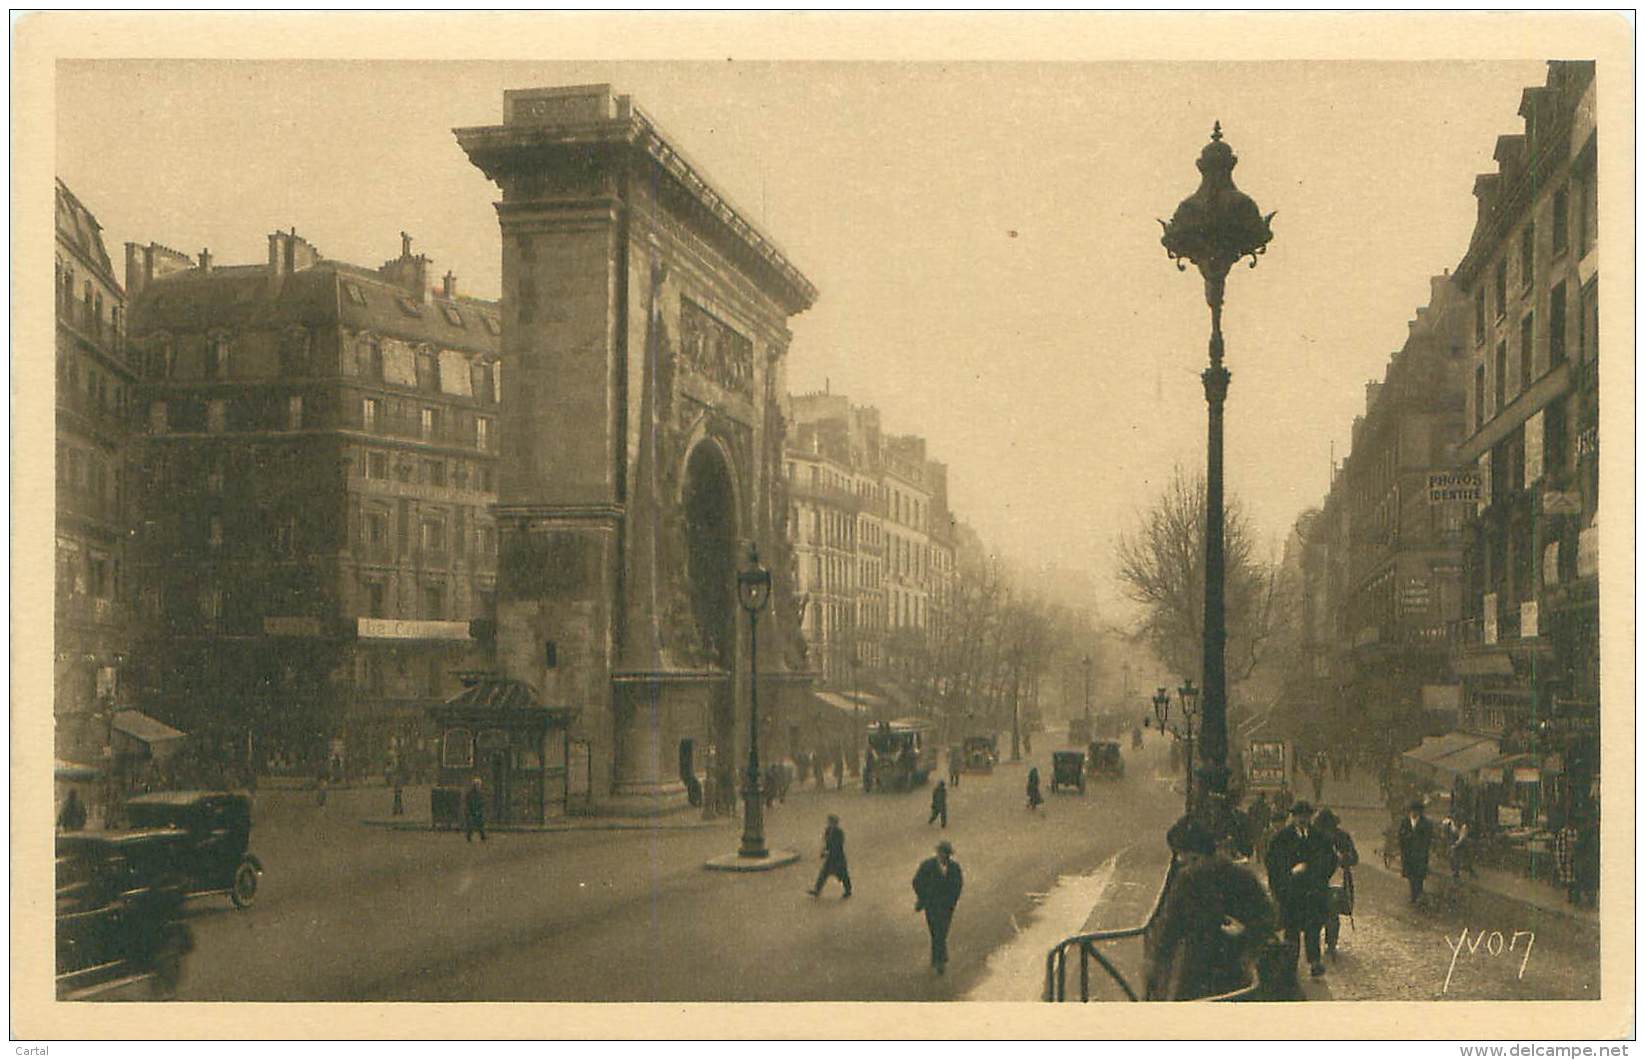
[1177,679,1200,810]
[1083,655,1093,726]
[1150,687,1171,732]
[736,543,773,860]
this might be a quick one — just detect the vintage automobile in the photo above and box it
[865,718,937,792]
[121,790,263,908]
[1088,740,1126,780]
[962,735,998,773]
[1050,750,1087,795]
[56,830,194,1000]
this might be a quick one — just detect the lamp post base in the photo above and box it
[704,849,800,872]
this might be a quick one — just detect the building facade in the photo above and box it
[55,179,137,766]
[1303,274,1473,757]
[785,392,957,705]
[125,230,502,779]
[1451,60,1599,825]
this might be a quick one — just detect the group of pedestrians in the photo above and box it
[806,814,963,975]
[1150,797,1361,998]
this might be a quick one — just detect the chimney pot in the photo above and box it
[443,271,457,298]
[401,231,413,259]
[198,248,212,272]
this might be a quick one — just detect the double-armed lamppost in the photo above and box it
[1149,681,1201,811]
[1160,122,1274,811]
[736,543,773,860]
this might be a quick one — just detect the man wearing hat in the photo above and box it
[1263,799,1338,979]
[912,840,964,974]
[1146,818,1276,1000]
[1397,797,1435,904]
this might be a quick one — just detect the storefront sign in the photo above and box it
[1520,600,1539,639]
[1427,471,1481,503]
[1513,766,1541,784]
[1543,542,1561,587]
[1497,805,1522,826]
[1483,593,1498,645]
[1479,767,1504,784]
[356,617,474,641]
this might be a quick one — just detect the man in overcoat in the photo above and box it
[463,776,487,842]
[1264,799,1337,980]
[928,780,949,828]
[912,840,964,974]
[808,813,852,898]
[1146,819,1277,1000]
[1397,798,1435,903]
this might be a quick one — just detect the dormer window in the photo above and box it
[343,281,367,306]
[396,295,423,318]
[440,303,464,327]
[481,315,500,336]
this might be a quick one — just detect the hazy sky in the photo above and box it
[58,59,1549,616]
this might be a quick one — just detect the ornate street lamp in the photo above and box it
[1160,122,1275,810]
[736,543,773,859]
[1150,686,1171,732]
[1178,679,1200,811]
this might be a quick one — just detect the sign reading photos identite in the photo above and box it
[1428,470,1481,503]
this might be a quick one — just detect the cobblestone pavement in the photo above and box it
[1296,841,1600,1001]
[1053,803,1599,1003]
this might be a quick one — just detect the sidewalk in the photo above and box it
[1321,771,1599,929]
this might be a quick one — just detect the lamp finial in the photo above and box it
[1211,121,1223,142]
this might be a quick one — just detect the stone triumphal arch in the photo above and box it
[457,84,817,813]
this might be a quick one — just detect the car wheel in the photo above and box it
[230,859,259,909]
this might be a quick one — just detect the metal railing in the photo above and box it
[1042,858,1263,1003]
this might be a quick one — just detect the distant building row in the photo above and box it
[783,391,960,691]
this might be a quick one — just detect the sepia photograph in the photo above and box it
[13,10,1634,1041]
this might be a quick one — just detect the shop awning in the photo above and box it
[1401,731,1498,781]
[112,711,187,745]
[55,759,103,781]
[812,691,886,716]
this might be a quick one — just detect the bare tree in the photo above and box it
[1115,467,1288,687]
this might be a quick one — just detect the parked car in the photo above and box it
[121,790,263,908]
[56,830,194,1000]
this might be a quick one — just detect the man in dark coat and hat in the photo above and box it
[912,839,963,974]
[1398,797,1435,903]
[1147,818,1277,1000]
[463,776,488,843]
[808,813,852,898]
[928,779,949,828]
[1264,799,1337,980]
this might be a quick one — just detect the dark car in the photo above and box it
[1051,751,1087,795]
[122,790,263,908]
[56,830,194,1000]
[1088,741,1125,780]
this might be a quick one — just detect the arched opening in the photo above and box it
[682,441,740,812]
[683,442,737,670]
